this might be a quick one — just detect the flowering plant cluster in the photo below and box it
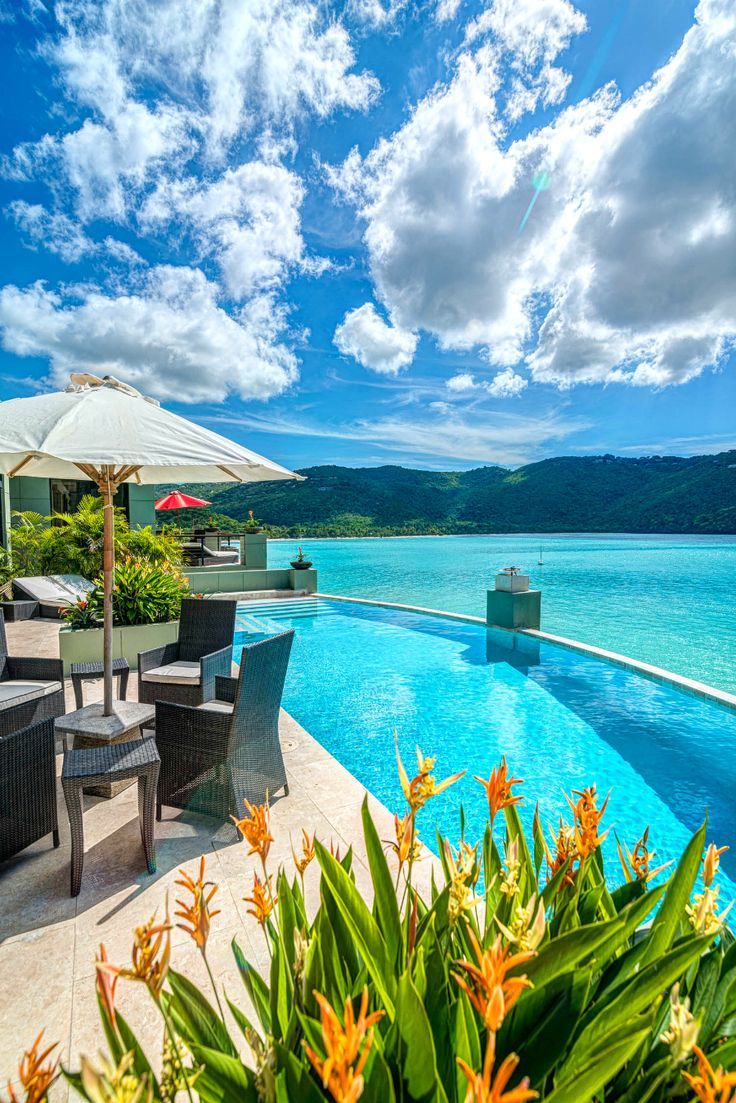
[4,751,736,1103]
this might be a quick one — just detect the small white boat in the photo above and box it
[538,547,544,565]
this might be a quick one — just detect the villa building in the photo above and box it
[0,474,156,546]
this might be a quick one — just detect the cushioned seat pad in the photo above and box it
[140,660,201,686]
[0,679,62,708]
[195,700,234,714]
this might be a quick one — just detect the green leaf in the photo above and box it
[361,796,402,967]
[545,1028,651,1103]
[315,840,397,1018]
[453,992,481,1103]
[166,968,237,1056]
[639,820,706,968]
[563,934,713,1079]
[232,938,271,1033]
[390,970,445,1103]
[188,1044,257,1103]
[269,930,294,1043]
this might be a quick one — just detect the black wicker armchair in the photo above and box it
[1,718,59,863]
[0,610,65,738]
[138,598,237,707]
[156,629,294,820]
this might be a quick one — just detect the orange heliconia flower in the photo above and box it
[474,758,523,823]
[617,827,672,884]
[231,798,273,863]
[385,812,420,868]
[305,987,384,1103]
[682,1045,736,1103]
[292,830,316,876]
[95,944,119,1025]
[99,908,172,1001]
[568,786,609,860]
[244,871,276,926]
[548,821,577,885]
[396,741,465,812]
[175,856,221,951]
[457,1036,538,1103]
[3,1033,59,1103]
[452,930,534,1032]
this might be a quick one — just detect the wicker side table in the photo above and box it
[61,737,160,897]
[70,658,130,710]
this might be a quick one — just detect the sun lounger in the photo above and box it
[14,574,95,618]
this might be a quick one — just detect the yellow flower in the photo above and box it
[444,841,482,924]
[244,871,276,926]
[474,758,524,823]
[682,1045,736,1103]
[496,894,546,953]
[457,1036,538,1103]
[661,983,699,1066]
[174,856,220,951]
[231,798,273,864]
[305,987,384,1103]
[616,826,672,884]
[80,1053,153,1103]
[703,843,729,888]
[500,838,520,899]
[3,1033,59,1103]
[452,930,534,1032]
[686,886,731,935]
[292,830,316,876]
[396,739,465,812]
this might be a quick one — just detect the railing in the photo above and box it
[168,530,247,567]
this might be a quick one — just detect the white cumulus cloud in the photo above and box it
[486,368,528,397]
[0,267,298,403]
[329,0,736,392]
[334,303,418,375]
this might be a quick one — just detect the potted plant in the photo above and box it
[290,545,313,570]
[244,509,263,533]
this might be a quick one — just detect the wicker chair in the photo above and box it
[0,718,59,862]
[138,598,237,707]
[156,629,294,820]
[0,611,65,738]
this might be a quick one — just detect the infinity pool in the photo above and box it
[234,597,736,895]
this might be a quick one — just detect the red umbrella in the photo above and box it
[155,490,211,529]
[155,491,211,510]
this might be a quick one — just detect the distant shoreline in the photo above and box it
[269,531,736,542]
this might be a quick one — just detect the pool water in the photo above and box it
[269,534,736,695]
[234,598,736,898]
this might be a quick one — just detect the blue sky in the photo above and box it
[0,0,734,471]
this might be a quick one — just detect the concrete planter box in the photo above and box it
[495,572,530,593]
[59,620,179,675]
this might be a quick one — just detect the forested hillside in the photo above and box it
[163,451,736,536]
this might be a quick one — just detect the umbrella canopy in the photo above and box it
[0,374,302,714]
[155,491,211,510]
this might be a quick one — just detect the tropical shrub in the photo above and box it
[6,754,736,1103]
[9,496,182,580]
[82,560,190,627]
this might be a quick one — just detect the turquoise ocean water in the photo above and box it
[270,534,736,694]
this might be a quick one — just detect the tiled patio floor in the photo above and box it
[0,617,431,1095]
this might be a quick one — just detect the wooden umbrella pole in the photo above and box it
[102,466,115,716]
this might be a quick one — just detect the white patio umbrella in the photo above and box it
[0,374,302,714]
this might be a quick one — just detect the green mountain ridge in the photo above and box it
[162,451,736,536]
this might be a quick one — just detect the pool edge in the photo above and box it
[313,591,736,715]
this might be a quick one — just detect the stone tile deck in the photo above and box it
[0,618,430,1094]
